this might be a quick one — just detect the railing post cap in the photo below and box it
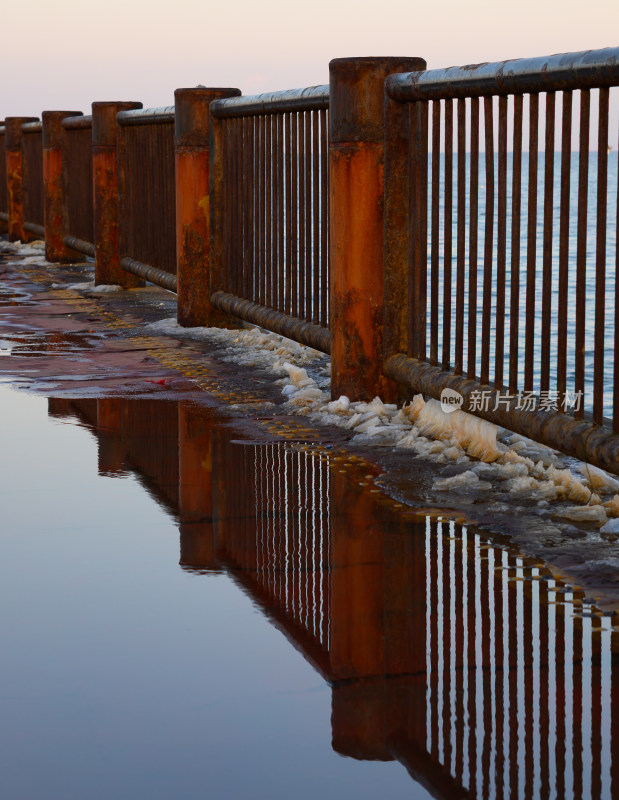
[329,56,426,142]
[174,87,241,147]
[5,116,39,149]
[42,111,83,148]
[92,101,142,146]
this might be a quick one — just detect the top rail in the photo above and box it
[116,107,174,126]
[386,46,619,100]
[61,114,92,130]
[210,85,329,118]
[22,121,42,134]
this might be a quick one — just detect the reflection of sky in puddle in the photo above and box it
[0,384,617,800]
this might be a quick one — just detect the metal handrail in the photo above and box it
[386,46,619,100]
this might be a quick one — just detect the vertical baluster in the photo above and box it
[468,98,479,380]
[541,92,556,394]
[557,91,572,409]
[409,101,428,360]
[265,115,273,308]
[524,93,539,393]
[495,96,508,389]
[430,100,441,366]
[575,90,590,420]
[481,96,495,385]
[277,113,285,312]
[291,112,298,318]
[298,112,306,320]
[594,88,609,424]
[285,112,292,316]
[312,110,320,324]
[305,111,312,321]
[320,108,329,327]
[509,95,523,393]
[455,98,466,376]
[443,100,453,371]
[614,125,619,433]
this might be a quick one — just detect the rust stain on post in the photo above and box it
[42,111,82,261]
[92,101,143,286]
[5,117,38,242]
[174,87,241,327]
[329,57,426,402]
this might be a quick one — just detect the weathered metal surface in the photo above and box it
[5,116,38,242]
[42,111,83,262]
[63,121,95,246]
[23,221,44,237]
[92,101,143,287]
[210,86,329,119]
[386,47,619,100]
[174,87,240,327]
[116,107,174,126]
[384,353,619,475]
[63,235,95,258]
[21,124,44,232]
[384,46,619,457]
[61,114,93,131]
[211,290,331,353]
[120,256,177,292]
[329,56,425,403]
[117,111,176,277]
[0,125,7,233]
[211,89,329,346]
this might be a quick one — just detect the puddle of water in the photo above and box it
[0,331,95,357]
[0,384,617,799]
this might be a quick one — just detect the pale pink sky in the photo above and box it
[3,0,618,117]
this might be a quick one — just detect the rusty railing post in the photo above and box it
[42,110,83,261]
[5,116,38,242]
[92,101,142,286]
[174,87,240,326]
[328,57,425,401]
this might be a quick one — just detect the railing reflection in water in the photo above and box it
[48,396,619,799]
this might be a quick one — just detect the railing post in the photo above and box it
[174,87,240,326]
[5,116,38,242]
[92,101,142,286]
[0,122,7,234]
[328,57,425,401]
[42,110,82,261]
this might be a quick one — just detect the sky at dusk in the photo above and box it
[2,0,618,117]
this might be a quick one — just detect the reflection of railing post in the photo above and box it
[42,111,82,261]
[5,116,38,242]
[328,56,425,402]
[174,87,241,327]
[97,399,124,474]
[178,403,221,572]
[92,101,142,286]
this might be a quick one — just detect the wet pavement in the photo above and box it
[1,245,619,798]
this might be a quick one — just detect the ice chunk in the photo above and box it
[327,395,350,414]
[555,505,607,524]
[600,518,619,534]
[433,470,492,491]
[578,464,619,494]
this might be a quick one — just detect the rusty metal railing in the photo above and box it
[209,86,331,353]
[61,114,95,257]
[0,124,7,229]
[116,107,177,292]
[384,48,619,472]
[21,121,44,238]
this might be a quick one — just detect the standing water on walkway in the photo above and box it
[0,383,617,799]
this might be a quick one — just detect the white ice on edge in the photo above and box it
[142,317,619,526]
